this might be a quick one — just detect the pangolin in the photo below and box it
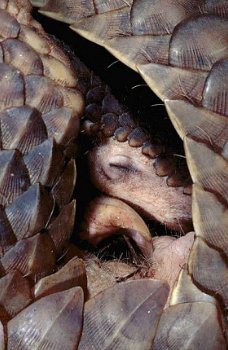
[0,0,227,349]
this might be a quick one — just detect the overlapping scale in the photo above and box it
[58,85,84,116]
[0,150,30,206]
[0,63,24,111]
[189,236,228,308]
[152,302,226,350]
[169,15,228,71]
[48,200,76,254]
[107,35,170,71]
[2,38,43,75]
[71,7,131,45]
[0,271,32,319]
[166,100,228,150]
[5,184,54,240]
[43,36,73,66]
[204,0,228,18]
[8,287,84,350]
[114,126,132,142]
[52,159,76,208]
[128,127,149,147]
[36,0,227,346]
[19,24,50,54]
[78,280,169,350]
[1,232,56,281]
[0,106,47,154]
[142,142,164,158]
[40,54,77,87]
[60,0,203,75]
[42,107,80,144]
[0,207,16,257]
[0,6,83,342]
[25,75,63,113]
[4,0,228,347]
[131,0,202,35]
[203,58,228,116]
[0,9,20,38]
[34,257,87,298]
[24,139,64,186]
[170,268,216,305]
[101,94,123,114]
[192,186,228,256]
[139,63,207,104]
[94,0,132,14]
[154,155,176,177]
[40,0,95,23]
[185,138,228,201]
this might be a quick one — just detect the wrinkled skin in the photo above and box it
[149,232,194,300]
[88,138,192,233]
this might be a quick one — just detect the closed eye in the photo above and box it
[109,160,139,174]
[101,155,140,181]
[110,162,134,172]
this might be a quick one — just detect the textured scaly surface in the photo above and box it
[0,0,227,348]
[0,1,86,348]
[31,0,228,348]
[0,2,195,349]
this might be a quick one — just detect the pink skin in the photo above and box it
[88,138,192,233]
[148,232,194,301]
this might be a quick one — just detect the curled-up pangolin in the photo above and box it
[31,0,228,348]
[0,1,227,349]
[0,1,197,349]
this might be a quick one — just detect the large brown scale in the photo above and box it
[0,0,227,349]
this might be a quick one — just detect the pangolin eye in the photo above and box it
[109,156,138,174]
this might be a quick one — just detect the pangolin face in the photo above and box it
[88,138,192,233]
